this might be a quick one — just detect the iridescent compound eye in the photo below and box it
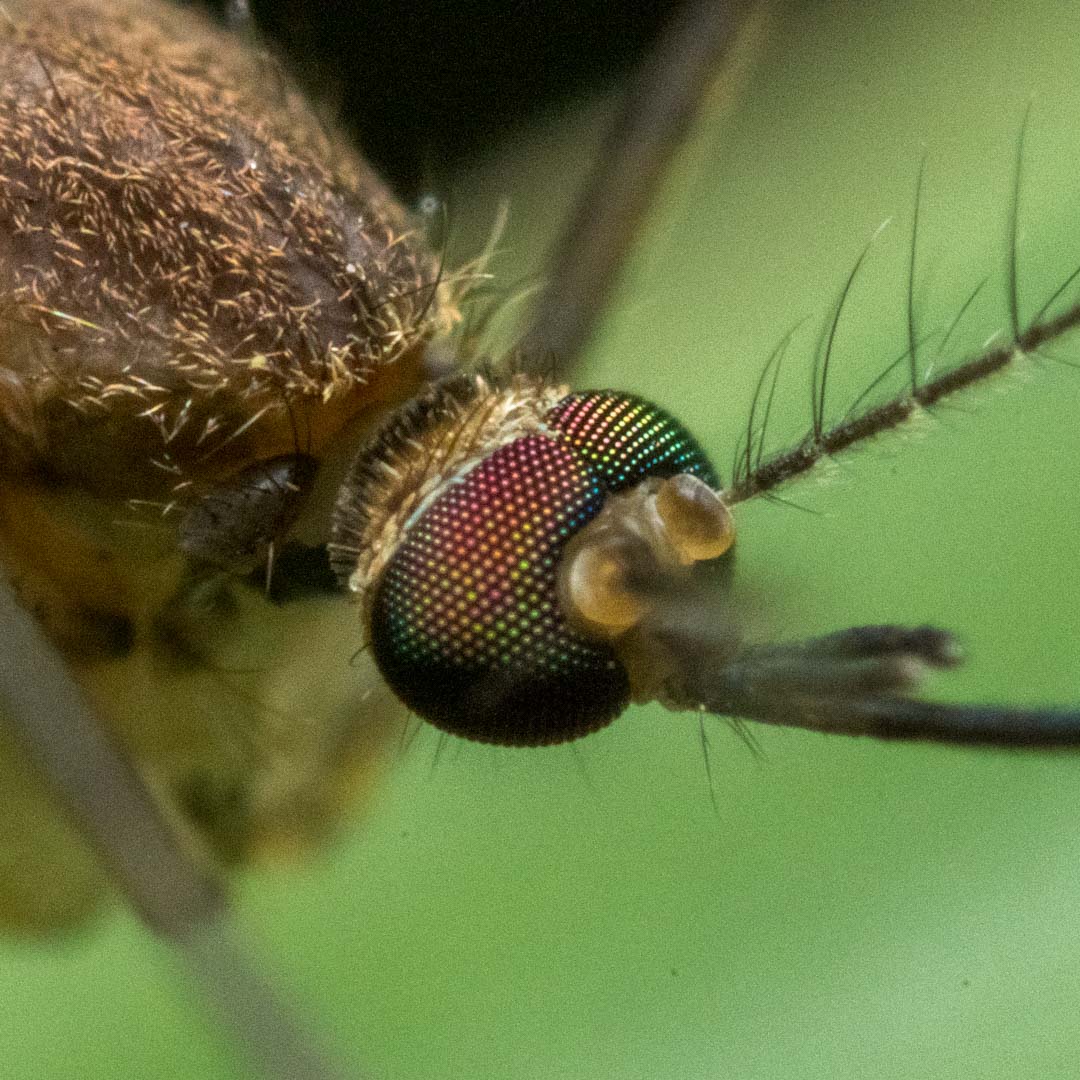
[545,391,718,492]
[333,377,726,746]
[370,434,617,745]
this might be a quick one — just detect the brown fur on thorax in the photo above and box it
[0,0,455,497]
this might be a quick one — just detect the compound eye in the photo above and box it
[546,390,719,491]
[362,384,724,747]
[370,434,629,746]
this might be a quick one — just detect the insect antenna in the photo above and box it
[1028,257,1080,329]
[727,245,1080,504]
[925,273,988,378]
[0,577,353,1079]
[725,104,1080,503]
[839,333,931,426]
[753,325,799,474]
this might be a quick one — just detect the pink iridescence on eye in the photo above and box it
[369,391,719,746]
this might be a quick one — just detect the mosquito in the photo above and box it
[2,2,1080,1080]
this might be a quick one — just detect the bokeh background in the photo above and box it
[5,1,1080,1078]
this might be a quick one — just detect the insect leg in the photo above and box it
[520,0,761,374]
[0,575,356,1079]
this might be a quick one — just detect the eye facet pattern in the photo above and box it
[368,388,722,746]
[546,390,719,491]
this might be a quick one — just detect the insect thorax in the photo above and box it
[0,0,458,927]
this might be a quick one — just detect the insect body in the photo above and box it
[0,0,739,925]
[3,0,1080,919]
[2,4,1080,1075]
[0,0,457,922]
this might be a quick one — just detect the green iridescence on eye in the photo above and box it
[546,391,718,492]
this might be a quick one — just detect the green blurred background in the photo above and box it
[5,1,1080,1078]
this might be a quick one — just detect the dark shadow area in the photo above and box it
[209,0,682,199]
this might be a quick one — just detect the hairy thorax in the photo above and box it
[0,0,455,928]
